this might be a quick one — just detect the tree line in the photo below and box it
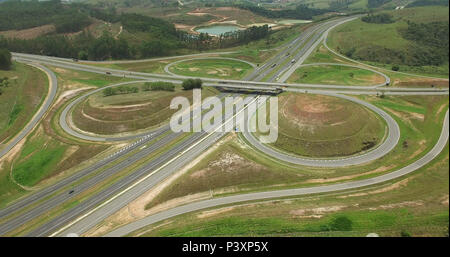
[361,13,395,24]
[341,20,449,67]
[235,3,327,20]
[103,81,178,97]
[0,0,105,34]
[0,1,273,61]
[179,25,270,50]
[367,0,392,9]
[0,48,12,70]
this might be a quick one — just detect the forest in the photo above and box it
[0,1,271,60]
[361,13,395,23]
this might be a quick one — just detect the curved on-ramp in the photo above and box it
[105,109,449,237]
[243,92,400,167]
[0,63,57,160]
[59,80,170,142]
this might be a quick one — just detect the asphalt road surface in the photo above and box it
[242,92,400,167]
[105,110,449,237]
[1,15,448,237]
[0,64,57,160]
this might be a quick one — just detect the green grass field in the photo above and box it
[142,94,448,216]
[287,65,385,86]
[0,62,47,145]
[328,6,449,76]
[72,85,219,135]
[268,93,386,157]
[169,59,253,79]
[136,141,449,237]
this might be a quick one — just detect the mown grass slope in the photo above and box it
[169,59,253,79]
[328,6,449,76]
[287,65,385,86]
[72,85,218,135]
[0,62,47,145]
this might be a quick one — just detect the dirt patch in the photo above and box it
[368,200,423,210]
[290,205,346,218]
[56,87,94,106]
[440,195,449,206]
[305,164,396,184]
[396,79,449,88]
[197,206,236,219]
[338,176,414,198]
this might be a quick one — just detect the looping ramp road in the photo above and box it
[105,110,449,237]
[243,92,400,167]
[0,15,448,237]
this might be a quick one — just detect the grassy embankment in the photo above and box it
[136,141,448,237]
[0,67,130,207]
[168,59,253,79]
[72,85,218,135]
[327,6,449,77]
[287,65,386,86]
[305,43,449,88]
[143,94,448,211]
[0,62,47,146]
[267,93,386,157]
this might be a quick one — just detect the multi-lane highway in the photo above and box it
[0,15,448,237]
[105,110,449,237]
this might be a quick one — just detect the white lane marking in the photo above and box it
[51,96,259,237]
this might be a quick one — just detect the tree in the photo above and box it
[0,48,12,70]
[142,82,151,91]
[182,79,202,90]
[103,87,115,97]
[391,65,400,71]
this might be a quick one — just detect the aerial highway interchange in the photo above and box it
[0,13,448,238]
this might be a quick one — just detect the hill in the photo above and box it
[328,6,449,75]
[0,0,275,60]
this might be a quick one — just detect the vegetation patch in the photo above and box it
[287,64,385,86]
[169,59,253,79]
[136,140,449,237]
[0,62,47,144]
[267,93,386,157]
[72,85,218,135]
[138,95,447,218]
[328,6,449,76]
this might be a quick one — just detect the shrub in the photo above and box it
[401,230,412,237]
[362,13,395,24]
[182,78,203,90]
[150,82,175,91]
[0,48,12,70]
[329,216,353,231]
